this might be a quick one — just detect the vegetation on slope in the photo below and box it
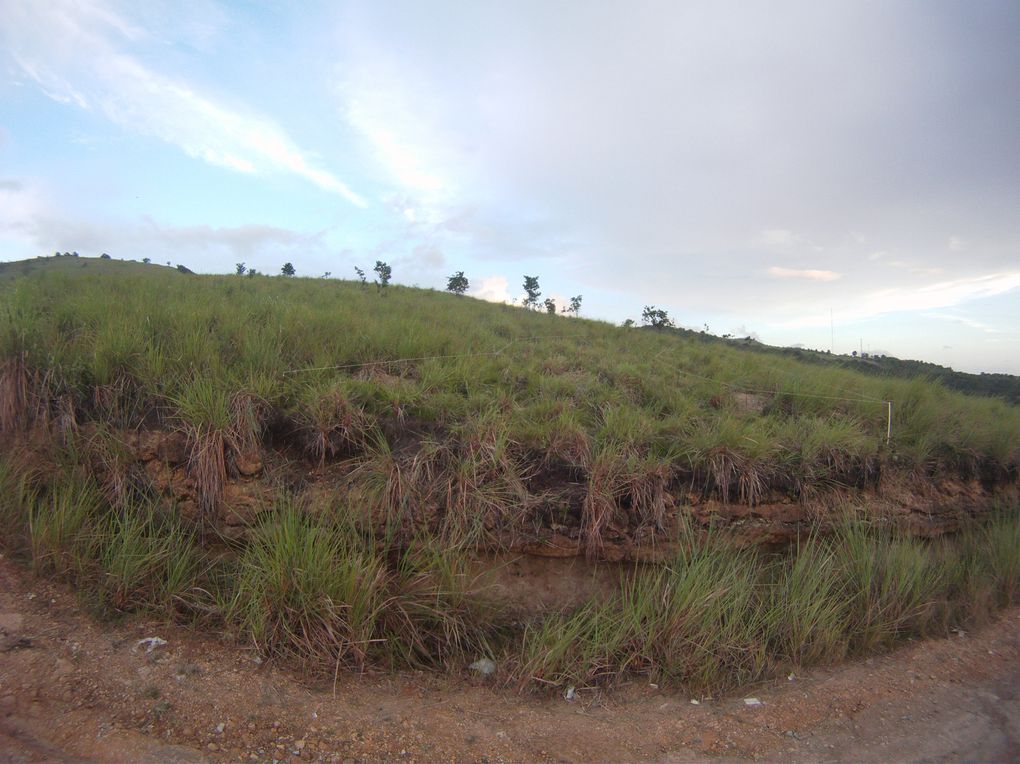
[1,457,1019,692]
[1,256,1019,691]
[3,259,1018,544]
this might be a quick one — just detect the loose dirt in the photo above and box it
[1,554,1017,764]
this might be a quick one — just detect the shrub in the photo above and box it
[446,271,469,295]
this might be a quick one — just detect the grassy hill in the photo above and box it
[1,255,1018,691]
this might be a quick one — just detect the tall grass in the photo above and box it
[28,479,103,576]
[89,504,203,614]
[222,499,491,672]
[514,512,1020,692]
[2,261,1018,517]
[224,503,389,670]
[517,535,768,691]
[2,453,1019,692]
[2,261,1020,693]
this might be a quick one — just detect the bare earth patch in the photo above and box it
[0,555,1017,764]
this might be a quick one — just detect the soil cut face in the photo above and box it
[1,556,1018,764]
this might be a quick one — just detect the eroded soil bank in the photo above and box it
[1,556,1017,764]
[77,425,1019,559]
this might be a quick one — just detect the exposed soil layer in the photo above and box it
[75,426,1020,561]
[1,556,1018,764]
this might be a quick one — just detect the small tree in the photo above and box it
[522,275,541,310]
[544,298,557,314]
[281,262,295,277]
[235,262,246,275]
[562,295,583,316]
[322,271,331,279]
[247,269,258,278]
[354,266,367,286]
[99,253,110,259]
[374,260,392,290]
[641,305,674,329]
[446,271,469,295]
[142,257,151,264]
[622,318,635,328]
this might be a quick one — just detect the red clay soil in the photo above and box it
[0,554,1018,764]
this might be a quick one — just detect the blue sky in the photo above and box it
[1,0,1019,373]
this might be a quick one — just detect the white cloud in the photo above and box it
[923,312,1014,336]
[767,266,842,281]
[471,275,511,304]
[0,179,326,264]
[781,271,1020,327]
[1,1,365,206]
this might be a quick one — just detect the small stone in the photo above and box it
[216,722,226,734]
[207,742,219,751]
[468,658,496,676]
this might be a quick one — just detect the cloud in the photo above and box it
[768,267,842,281]
[0,178,326,265]
[137,218,321,259]
[471,275,511,304]
[781,271,1020,327]
[923,311,1015,336]
[1,1,365,206]
[411,243,445,269]
[324,1,1020,331]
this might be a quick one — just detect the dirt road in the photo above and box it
[1,555,1017,763]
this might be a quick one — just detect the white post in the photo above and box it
[886,401,892,445]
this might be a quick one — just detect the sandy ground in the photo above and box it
[0,554,1017,764]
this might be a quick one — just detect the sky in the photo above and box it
[1,0,1019,374]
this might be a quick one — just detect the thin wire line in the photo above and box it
[281,334,590,375]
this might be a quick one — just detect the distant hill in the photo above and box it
[654,326,1020,406]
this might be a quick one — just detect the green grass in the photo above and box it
[89,504,203,614]
[3,258,1018,532]
[512,512,1020,692]
[2,453,1019,692]
[1,257,1020,694]
[28,479,103,577]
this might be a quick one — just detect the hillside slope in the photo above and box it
[2,256,1018,554]
[2,255,1020,691]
